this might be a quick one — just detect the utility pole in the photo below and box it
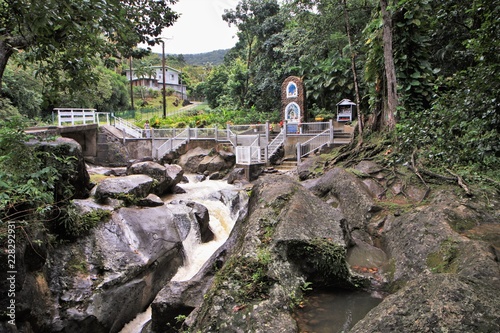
[129,56,134,110]
[160,40,166,118]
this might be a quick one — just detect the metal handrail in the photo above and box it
[155,128,190,159]
[267,130,284,157]
[236,146,263,165]
[114,117,143,138]
[297,129,331,163]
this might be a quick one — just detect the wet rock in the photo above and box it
[94,174,154,203]
[138,194,164,207]
[226,167,246,184]
[127,161,184,195]
[350,274,500,333]
[208,172,221,180]
[168,200,214,243]
[307,167,381,244]
[186,174,360,332]
[179,146,235,176]
[12,203,186,333]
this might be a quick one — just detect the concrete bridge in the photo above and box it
[26,124,99,158]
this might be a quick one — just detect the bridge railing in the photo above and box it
[55,108,96,126]
[154,127,230,160]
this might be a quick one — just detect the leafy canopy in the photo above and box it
[0,0,179,89]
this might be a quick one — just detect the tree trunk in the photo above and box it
[0,40,14,91]
[380,0,398,130]
[342,0,364,141]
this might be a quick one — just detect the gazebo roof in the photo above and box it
[336,99,356,106]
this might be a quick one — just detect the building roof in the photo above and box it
[336,99,356,106]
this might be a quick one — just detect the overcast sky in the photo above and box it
[146,0,240,55]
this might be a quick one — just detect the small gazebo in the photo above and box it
[336,99,356,122]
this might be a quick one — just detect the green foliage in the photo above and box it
[217,254,277,303]
[392,0,435,115]
[287,238,359,288]
[0,0,179,98]
[56,205,111,240]
[2,64,44,118]
[0,98,21,119]
[0,118,56,222]
[0,118,86,241]
[396,61,499,173]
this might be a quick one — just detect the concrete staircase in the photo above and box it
[272,160,298,172]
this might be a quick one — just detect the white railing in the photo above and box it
[297,129,331,162]
[267,130,284,157]
[236,146,264,165]
[155,128,190,159]
[55,108,96,126]
[229,124,267,135]
[95,112,111,126]
[114,117,143,138]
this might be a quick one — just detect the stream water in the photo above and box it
[119,176,383,333]
[294,289,383,333]
[119,176,240,333]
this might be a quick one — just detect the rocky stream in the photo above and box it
[1,138,499,333]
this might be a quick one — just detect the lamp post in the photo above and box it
[160,40,166,118]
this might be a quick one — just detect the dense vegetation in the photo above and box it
[0,0,499,240]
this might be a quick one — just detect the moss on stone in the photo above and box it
[426,239,460,274]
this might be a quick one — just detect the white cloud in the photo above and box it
[146,0,240,55]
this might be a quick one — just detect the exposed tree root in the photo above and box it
[446,168,472,196]
[325,136,477,198]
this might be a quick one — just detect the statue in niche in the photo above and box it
[287,82,298,98]
[286,103,300,123]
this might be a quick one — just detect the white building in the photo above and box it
[124,66,187,98]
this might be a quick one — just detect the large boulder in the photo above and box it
[11,197,226,333]
[29,137,92,199]
[94,174,154,204]
[307,167,381,244]
[183,174,363,332]
[178,146,235,176]
[127,161,184,195]
[167,200,214,243]
[350,273,500,333]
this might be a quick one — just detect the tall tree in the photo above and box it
[342,0,364,138]
[380,0,397,130]
[223,0,283,110]
[0,0,179,90]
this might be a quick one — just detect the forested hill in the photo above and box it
[171,49,228,66]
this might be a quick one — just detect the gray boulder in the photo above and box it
[167,200,214,243]
[127,161,184,195]
[350,273,500,333]
[307,167,381,244]
[94,174,154,204]
[179,146,235,175]
[184,174,362,332]
[12,199,223,333]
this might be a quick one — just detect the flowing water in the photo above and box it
[294,289,383,333]
[120,176,241,333]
